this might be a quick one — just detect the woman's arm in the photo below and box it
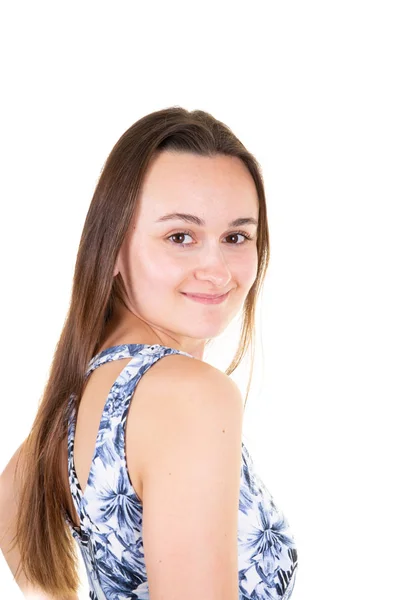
[0,444,79,600]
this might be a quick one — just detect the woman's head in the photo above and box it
[12,107,270,597]
[75,106,270,371]
[113,150,260,356]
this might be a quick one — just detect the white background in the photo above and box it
[1,1,399,598]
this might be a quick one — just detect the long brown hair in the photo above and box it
[10,106,270,596]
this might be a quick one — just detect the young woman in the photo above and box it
[0,107,298,599]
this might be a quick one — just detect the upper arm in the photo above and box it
[135,356,244,600]
[0,444,24,559]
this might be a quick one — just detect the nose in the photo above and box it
[192,243,232,288]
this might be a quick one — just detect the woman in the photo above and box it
[0,107,298,599]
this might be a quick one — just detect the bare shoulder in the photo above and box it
[138,351,242,396]
[133,352,244,425]
[131,353,244,598]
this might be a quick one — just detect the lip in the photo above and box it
[181,291,230,305]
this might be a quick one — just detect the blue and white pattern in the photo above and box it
[63,344,298,599]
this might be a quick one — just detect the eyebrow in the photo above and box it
[155,212,258,227]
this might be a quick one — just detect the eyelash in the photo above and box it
[167,229,253,247]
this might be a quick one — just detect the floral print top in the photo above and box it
[63,344,298,599]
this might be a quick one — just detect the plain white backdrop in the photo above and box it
[1,1,399,598]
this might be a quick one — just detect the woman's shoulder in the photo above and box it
[140,348,238,397]
[130,348,244,427]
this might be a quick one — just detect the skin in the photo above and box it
[109,150,260,360]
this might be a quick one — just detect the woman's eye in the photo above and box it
[226,233,249,244]
[169,232,193,245]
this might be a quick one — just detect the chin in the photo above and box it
[188,321,231,341]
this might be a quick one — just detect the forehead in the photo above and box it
[136,151,259,221]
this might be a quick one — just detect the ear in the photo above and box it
[113,256,120,277]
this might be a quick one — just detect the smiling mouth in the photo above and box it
[183,292,228,298]
[181,291,230,304]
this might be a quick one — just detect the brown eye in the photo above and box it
[168,232,193,245]
[226,232,252,244]
[227,233,242,244]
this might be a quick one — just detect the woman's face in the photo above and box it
[114,150,259,355]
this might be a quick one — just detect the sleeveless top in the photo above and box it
[63,344,298,600]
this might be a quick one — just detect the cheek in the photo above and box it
[136,244,186,288]
[248,257,259,285]
[232,248,258,288]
